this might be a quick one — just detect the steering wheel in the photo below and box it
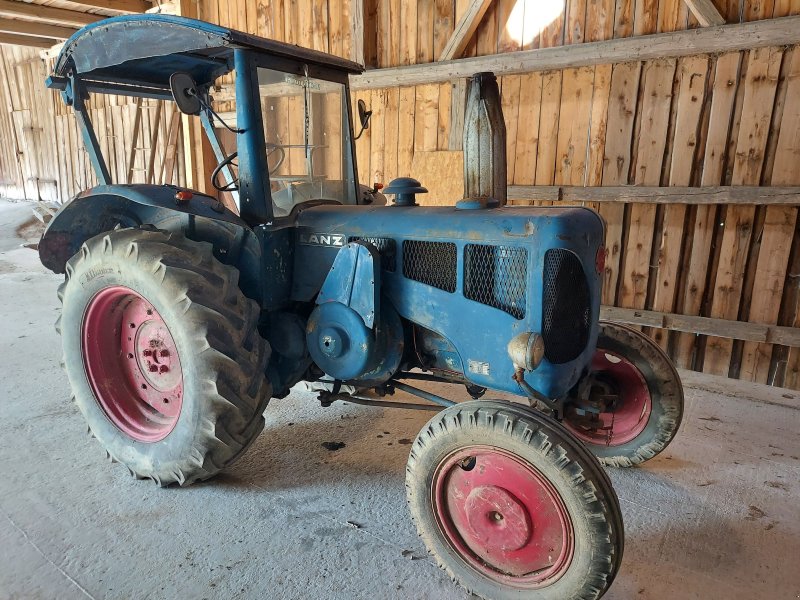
[211,144,287,193]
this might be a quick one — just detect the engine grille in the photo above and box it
[542,249,591,364]
[349,236,397,272]
[402,240,457,292]
[464,244,527,319]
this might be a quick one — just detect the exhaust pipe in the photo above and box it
[462,72,507,207]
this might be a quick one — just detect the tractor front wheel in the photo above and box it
[57,227,271,485]
[406,400,623,600]
[562,321,683,467]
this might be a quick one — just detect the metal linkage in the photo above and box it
[391,381,456,408]
[327,393,443,412]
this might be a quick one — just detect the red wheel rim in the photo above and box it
[565,349,652,446]
[432,446,574,588]
[81,286,183,442]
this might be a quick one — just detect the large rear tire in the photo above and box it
[563,321,683,467]
[57,227,271,486]
[406,400,623,600]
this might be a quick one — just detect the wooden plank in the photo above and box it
[350,16,800,90]
[398,0,417,66]
[161,109,181,185]
[447,78,467,151]
[509,72,542,188]
[586,64,612,189]
[350,0,364,64]
[496,0,520,54]
[62,0,151,12]
[614,0,635,37]
[397,86,415,176]
[633,0,659,35]
[534,71,562,190]
[438,0,494,61]
[369,88,385,185]
[586,0,616,41]
[414,83,439,152]
[683,0,726,25]
[754,49,800,384]
[125,97,143,184]
[500,75,520,183]
[383,86,399,182]
[0,18,76,40]
[437,81,451,150]
[474,0,497,56]
[145,100,163,184]
[417,0,434,63]
[619,59,675,310]
[555,67,594,187]
[598,62,640,305]
[565,0,587,44]
[658,0,688,32]
[505,185,800,204]
[0,33,56,48]
[0,0,102,26]
[651,56,708,350]
[600,306,800,346]
[704,47,783,376]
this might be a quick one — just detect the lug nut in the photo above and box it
[159,365,169,374]
[148,364,158,373]
[159,349,169,358]
[143,349,153,357]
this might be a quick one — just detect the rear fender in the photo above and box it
[39,184,263,301]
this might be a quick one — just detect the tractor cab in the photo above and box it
[46,13,369,224]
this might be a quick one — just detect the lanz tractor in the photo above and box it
[40,15,684,600]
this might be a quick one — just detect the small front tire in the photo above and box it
[406,400,623,600]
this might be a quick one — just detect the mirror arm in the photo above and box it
[354,110,372,141]
[190,89,246,134]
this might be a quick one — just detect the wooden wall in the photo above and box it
[2,0,800,389]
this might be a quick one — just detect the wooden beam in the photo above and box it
[601,306,800,347]
[0,0,102,27]
[351,15,800,89]
[62,0,152,13]
[349,0,364,65]
[438,0,494,61]
[682,0,726,26]
[507,185,800,205]
[0,32,57,47]
[0,18,77,40]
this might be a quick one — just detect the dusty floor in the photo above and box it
[0,198,798,600]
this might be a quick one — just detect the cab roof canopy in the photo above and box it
[52,14,363,95]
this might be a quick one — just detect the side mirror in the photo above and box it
[354,99,372,140]
[357,99,372,129]
[170,72,201,115]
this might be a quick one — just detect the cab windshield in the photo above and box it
[257,67,356,217]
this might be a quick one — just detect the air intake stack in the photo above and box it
[462,72,507,207]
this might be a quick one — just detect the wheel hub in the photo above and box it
[434,447,573,585]
[564,349,652,446]
[82,286,183,442]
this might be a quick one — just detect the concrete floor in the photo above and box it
[0,198,798,600]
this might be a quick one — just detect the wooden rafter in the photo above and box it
[61,0,152,14]
[438,0,494,61]
[507,185,800,205]
[351,15,800,89]
[0,31,57,47]
[0,18,77,40]
[682,0,726,26]
[0,0,102,27]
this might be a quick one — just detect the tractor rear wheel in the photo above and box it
[562,321,683,467]
[57,227,271,486]
[406,400,623,600]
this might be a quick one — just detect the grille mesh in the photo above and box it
[349,237,397,272]
[542,249,591,364]
[464,244,527,319]
[402,240,457,292]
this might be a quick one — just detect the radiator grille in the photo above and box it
[542,249,591,364]
[402,240,457,292]
[464,244,527,319]
[349,237,396,272]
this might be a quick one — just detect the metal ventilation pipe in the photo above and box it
[462,72,507,206]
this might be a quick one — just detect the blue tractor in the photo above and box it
[41,15,683,599]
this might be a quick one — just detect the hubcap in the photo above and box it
[81,286,183,442]
[433,447,574,587]
[564,349,652,446]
